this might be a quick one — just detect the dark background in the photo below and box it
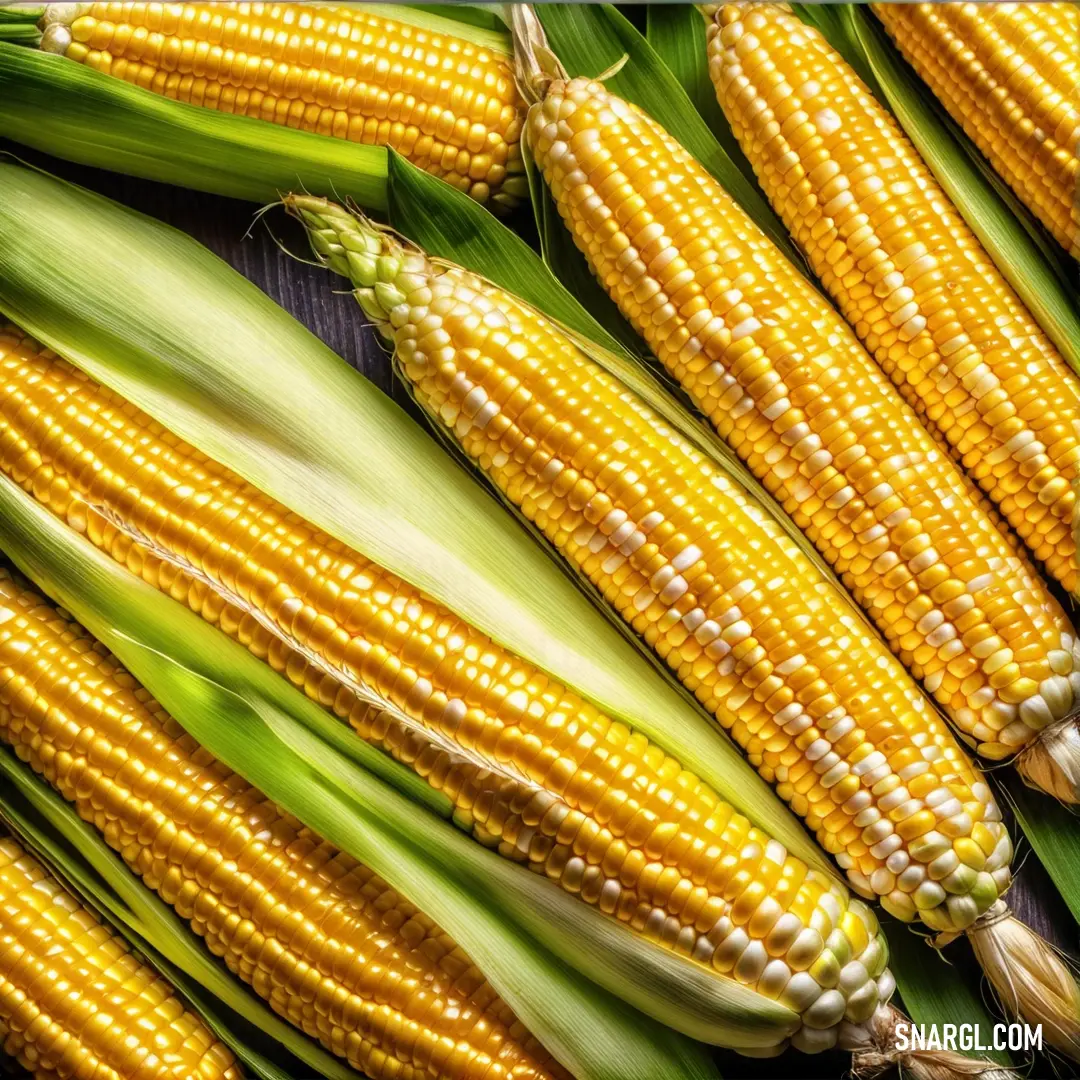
[0,137,1071,1080]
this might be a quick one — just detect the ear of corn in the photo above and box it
[291,192,1060,1073]
[872,1,1080,261]
[0,485,739,1080]
[706,2,1080,601]
[0,160,822,874]
[517,29,1080,800]
[0,566,570,1080]
[0,831,243,1080]
[25,1,524,210]
[315,139,1080,1042]
[0,327,904,1058]
[0,548,734,1080]
[292,195,1018,940]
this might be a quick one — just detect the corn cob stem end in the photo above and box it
[1015,715,1080,805]
[957,900,1080,1062]
[845,1003,1012,1079]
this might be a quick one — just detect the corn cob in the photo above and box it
[873,2,1079,260]
[706,1,1080,601]
[34,2,526,209]
[515,18,1080,806]
[290,192,1020,933]
[0,328,907,1057]
[0,566,570,1080]
[0,832,241,1080]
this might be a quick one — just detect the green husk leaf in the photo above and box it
[0,160,824,876]
[394,3,510,40]
[998,772,1080,928]
[644,4,756,189]
[0,750,356,1080]
[533,3,800,266]
[0,5,510,201]
[0,470,790,1066]
[0,5,42,44]
[791,3,1080,372]
[0,43,390,207]
[881,920,1014,1069]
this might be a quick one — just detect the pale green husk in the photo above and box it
[0,161,825,877]
[0,463,795,1066]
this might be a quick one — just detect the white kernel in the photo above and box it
[814,108,842,135]
[672,544,703,572]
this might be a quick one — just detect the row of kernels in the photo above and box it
[873,3,1079,257]
[64,4,520,121]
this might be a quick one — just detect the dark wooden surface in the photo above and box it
[0,138,1072,1080]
